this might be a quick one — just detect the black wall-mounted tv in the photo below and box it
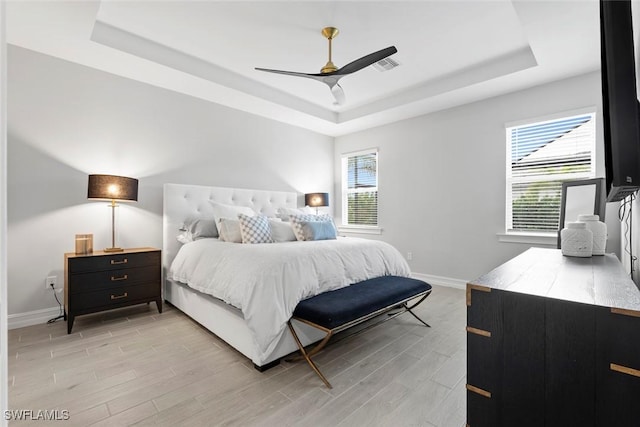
[601,0,640,202]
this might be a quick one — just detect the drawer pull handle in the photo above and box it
[466,384,491,398]
[111,274,128,282]
[611,307,640,318]
[466,284,491,306]
[610,363,640,378]
[466,326,491,338]
[110,259,128,265]
[111,292,128,300]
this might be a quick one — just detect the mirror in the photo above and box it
[557,178,605,248]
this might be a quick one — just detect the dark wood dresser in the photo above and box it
[466,247,640,427]
[64,247,162,334]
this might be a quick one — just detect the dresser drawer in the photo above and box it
[467,388,498,427]
[68,251,160,274]
[597,307,640,370]
[70,283,159,312]
[596,367,640,426]
[69,265,160,293]
[467,284,500,334]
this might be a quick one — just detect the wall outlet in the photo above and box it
[407,251,413,261]
[46,275,57,290]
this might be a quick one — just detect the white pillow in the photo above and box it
[289,214,336,241]
[210,201,256,230]
[276,206,314,221]
[269,219,297,242]
[218,219,242,243]
[238,214,273,244]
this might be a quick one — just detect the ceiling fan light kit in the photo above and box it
[255,26,397,105]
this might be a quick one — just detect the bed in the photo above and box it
[162,183,411,369]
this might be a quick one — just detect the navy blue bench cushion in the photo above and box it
[293,276,432,330]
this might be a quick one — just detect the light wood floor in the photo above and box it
[8,285,466,426]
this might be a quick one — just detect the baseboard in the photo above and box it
[8,275,464,330]
[411,272,467,290]
[8,307,62,330]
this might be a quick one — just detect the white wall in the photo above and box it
[7,44,624,323]
[1,0,9,418]
[335,71,621,285]
[6,46,334,323]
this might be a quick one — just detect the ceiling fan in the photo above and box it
[255,27,398,105]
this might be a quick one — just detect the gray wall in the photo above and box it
[7,46,334,319]
[334,71,621,284]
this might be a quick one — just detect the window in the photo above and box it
[342,149,378,226]
[506,112,596,234]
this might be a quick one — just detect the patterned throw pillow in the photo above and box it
[238,214,273,244]
[289,214,336,241]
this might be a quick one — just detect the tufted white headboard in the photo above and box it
[162,183,298,279]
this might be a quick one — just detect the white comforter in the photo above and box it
[168,237,411,363]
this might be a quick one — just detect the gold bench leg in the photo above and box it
[287,321,333,388]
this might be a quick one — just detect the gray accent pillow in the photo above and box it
[177,217,218,243]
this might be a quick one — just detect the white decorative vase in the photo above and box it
[561,222,593,257]
[577,214,607,256]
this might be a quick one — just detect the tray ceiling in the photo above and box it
[7,1,601,136]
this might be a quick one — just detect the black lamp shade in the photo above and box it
[87,175,138,202]
[305,192,329,208]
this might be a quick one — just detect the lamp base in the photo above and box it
[104,247,124,253]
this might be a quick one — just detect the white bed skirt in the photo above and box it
[165,279,326,367]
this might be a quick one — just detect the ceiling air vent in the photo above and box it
[373,57,400,72]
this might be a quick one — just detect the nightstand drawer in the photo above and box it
[69,265,160,293]
[70,283,159,312]
[64,247,162,334]
[68,251,160,274]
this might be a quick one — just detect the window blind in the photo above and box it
[507,113,596,233]
[342,150,378,226]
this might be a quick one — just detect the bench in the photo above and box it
[287,275,432,388]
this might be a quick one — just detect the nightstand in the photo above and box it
[64,247,162,334]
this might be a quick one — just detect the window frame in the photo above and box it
[340,148,381,233]
[501,108,597,244]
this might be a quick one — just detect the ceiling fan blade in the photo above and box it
[334,46,398,76]
[331,83,345,105]
[255,67,318,79]
[255,35,397,106]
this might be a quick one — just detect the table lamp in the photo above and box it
[87,174,138,252]
[305,192,329,214]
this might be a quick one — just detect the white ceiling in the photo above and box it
[6,0,601,136]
